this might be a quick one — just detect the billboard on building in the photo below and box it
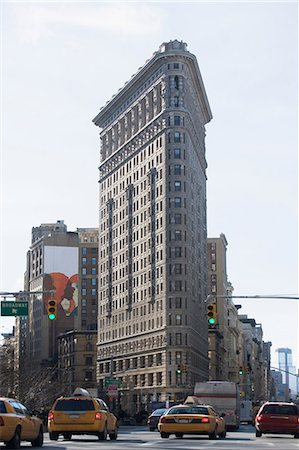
[43,246,78,317]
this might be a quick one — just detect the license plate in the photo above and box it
[69,414,79,419]
[178,419,189,423]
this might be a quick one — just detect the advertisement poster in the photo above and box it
[43,246,78,317]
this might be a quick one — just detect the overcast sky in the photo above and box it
[1,1,298,370]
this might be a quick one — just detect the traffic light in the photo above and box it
[48,298,57,320]
[207,303,216,328]
[176,364,182,375]
[239,367,243,375]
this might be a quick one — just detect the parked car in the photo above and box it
[147,408,168,431]
[0,397,44,448]
[158,404,226,439]
[255,401,299,438]
[48,388,118,441]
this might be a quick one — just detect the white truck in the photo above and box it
[240,400,252,424]
[188,381,240,430]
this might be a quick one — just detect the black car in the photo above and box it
[147,408,168,431]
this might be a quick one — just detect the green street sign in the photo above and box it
[1,301,28,316]
[104,378,122,388]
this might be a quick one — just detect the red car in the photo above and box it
[255,401,299,438]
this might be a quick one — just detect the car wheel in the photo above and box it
[160,432,169,438]
[63,433,72,440]
[175,433,183,438]
[209,427,218,439]
[49,431,59,441]
[255,429,262,437]
[31,427,44,447]
[6,427,21,449]
[98,425,108,440]
[109,427,118,441]
[219,429,226,439]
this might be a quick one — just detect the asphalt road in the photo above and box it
[7,425,299,450]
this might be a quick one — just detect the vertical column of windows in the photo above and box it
[127,185,134,311]
[107,199,114,317]
[148,168,157,304]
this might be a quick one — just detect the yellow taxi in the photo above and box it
[158,404,226,439]
[0,397,44,448]
[48,388,118,441]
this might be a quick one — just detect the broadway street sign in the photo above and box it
[0,301,28,316]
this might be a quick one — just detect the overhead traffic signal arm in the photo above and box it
[207,303,217,328]
[48,298,57,320]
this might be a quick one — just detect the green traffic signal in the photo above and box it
[48,299,57,320]
[207,304,217,328]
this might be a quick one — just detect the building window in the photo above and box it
[82,257,86,265]
[174,264,182,274]
[82,267,87,275]
[91,268,97,275]
[91,289,97,296]
[82,288,87,296]
[174,116,180,126]
[174,181,181,191]
[82,247,87,256]
[91,257,97,265]
[175,297,182,308]
[174,247,182,257]
[85,356,93,365]
[175,314,182,325]
[85,371,93,381]
[175,333,182,345]
[174,148,181,159]
[174,76,179,90]
[174,96,179,107]
[175,280,182,291]
[174,164,181,175]
[174,214,181,224]
[91,278,97,286]
[174,197,181,207]
[174,132,181,143]
[174,230,182,240]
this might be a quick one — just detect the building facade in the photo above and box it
[76,228,99,331]
[207,234,242,382]
[93,40,212,413]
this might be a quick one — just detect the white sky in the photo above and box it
[1,1,298,370]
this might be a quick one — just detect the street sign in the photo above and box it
[1,301,28,316]
[107,385,119,398]
[104,378,122,388]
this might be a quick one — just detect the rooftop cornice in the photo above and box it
[93,40,212,127]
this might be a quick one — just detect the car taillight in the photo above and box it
[256,415,262,422]
[0,416,4,426]
[297,417,299,424]
[160,416,166,423]
[48,412,54,420]
[201,417,209,423]
[95,412,102,420]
